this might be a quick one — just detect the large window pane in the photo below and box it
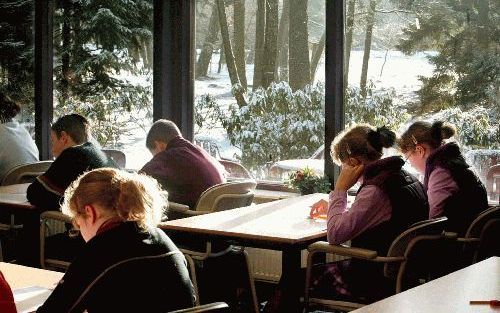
[53,0,154,169]
[194,0,326,181]
[345,0,499,201]
[0,1,35,131]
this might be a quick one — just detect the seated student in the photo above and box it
[19,114,117,266]
[0,92,39,182]
[27,113,117,209]
[37,168,196,313]
[266,125,429,312]
[398,120,488,235]
[141,119,225,209]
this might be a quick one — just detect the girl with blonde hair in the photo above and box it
[398,120,488,235]
[37,168,195,313]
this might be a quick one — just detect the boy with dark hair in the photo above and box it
[27,114,117,209]
[141,119,225,208]
[20,114,117,266]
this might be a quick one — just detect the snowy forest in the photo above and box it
[0,0,498,177]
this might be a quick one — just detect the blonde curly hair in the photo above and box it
[61,168,167,229]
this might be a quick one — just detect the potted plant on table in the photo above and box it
[287,167,331,195]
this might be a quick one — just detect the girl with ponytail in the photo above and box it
[37,168,195,313]
[398,120,488,234]
[270,124,428,307]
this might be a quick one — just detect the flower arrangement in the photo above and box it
[287,167,331,195]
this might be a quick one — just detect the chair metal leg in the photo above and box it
[242,248,259,313]
[184,253,201,306]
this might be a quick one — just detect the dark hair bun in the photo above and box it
[0,92,21,121]
[377,126,396,148]
[431,121,456,141]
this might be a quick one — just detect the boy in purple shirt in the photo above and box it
[140,120,225,209]
[398,121,488,235]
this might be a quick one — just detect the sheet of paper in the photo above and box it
[13,286,53,313]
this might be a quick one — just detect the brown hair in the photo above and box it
[398,120,456,153]
[146,119,181,150]
[331,124,396,165]
[61,168,167,228]
[51,113,90,144]
[0,92,21,123]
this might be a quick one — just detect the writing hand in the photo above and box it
[310,199,328,218]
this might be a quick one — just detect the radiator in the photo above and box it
[45,219,67,236]
[246,248,346,283]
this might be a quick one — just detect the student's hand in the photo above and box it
[310,199,328,218]
[335,164,364,192]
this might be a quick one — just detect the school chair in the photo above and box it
[39,210,72,271]
[166,180,258,313]
[168,301,229,312]
[102,148,126,168]
[303,217,455,312]
[1,161,53,186]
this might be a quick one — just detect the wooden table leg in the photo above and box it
[281,246,303,313]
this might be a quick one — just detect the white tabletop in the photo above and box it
[161,193,330,245]
[353,257,500,313]
[0,262,63,290]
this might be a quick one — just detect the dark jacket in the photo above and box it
[140,136,225,208]
[424,142,488,235]
[37,222,195,313]
[27,142,117,210]
[352,156,429,255]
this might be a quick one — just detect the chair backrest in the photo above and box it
[218,160,253,179]
[1,161,53,186]
[384,217,448,279]
[168,302,229,313]
[194,180,257,213]
[475,217,500,262]
[485,164,500,201]
[102,148,126,168]
[464,206,500,239]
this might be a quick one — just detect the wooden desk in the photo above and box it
[0,262,63,290]
[0,183,35,210]
[0,262,63,313]
[160,193,329,312]
[353,257,500,313]
[253,189,299,204]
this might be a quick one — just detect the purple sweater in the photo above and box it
[427,166,459,218]
[140,136,225,208]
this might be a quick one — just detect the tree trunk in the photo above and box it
[310,31,325,83]
[289,0,310,91]
[60,0,72,104]
[233,0,247,89]
[275,0,290,81]
[217,0,246,107]
[218,42,225,73]
[477,0,490,49]
[252,0,266,90]
[360,0,376,100]
[262,0,278,88]
[196,2,220,79]
[345,0,356,84]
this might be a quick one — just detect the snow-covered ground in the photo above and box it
[120,50,435,170]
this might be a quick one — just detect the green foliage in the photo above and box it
[51,0,154,146]
[221,82,325,171]
[396,0,499,113]
[431,106,499,149]
[346,81,410,130]
[287,167,330,195]
[0,0,34,116]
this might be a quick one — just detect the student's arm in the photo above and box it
[327,186,392,245]
[26,148,82,210]
[36,259,93,313]
[427,167,459,218]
